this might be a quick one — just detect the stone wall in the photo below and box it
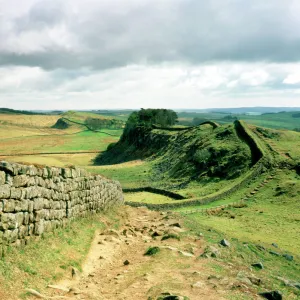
[0,161,123,254]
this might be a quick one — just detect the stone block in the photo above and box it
[0,171,5,185]
[13,175,28,187]
[10,187,22,200]
[0,185,10,199]
[3,199,15,212]
[33,198,44,211]
[34,220,44,235]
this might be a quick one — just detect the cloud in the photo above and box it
[1,62,300,110]
[1,0,300,109]
[1,0,300,70]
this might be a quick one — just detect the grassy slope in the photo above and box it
[96,124,252,198]
[0,209,122,300]
[183,212,300,299]
[181,169,300,254]
[88,161,152,188]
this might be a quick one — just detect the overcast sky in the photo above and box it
[1,0,300,110]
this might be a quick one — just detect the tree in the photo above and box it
[124,109,178,129]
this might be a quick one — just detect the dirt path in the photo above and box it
[42,206,227,300]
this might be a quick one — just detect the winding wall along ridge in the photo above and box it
[152,121,219,131]
[125,120,270,210]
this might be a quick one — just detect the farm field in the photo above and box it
[0,112,123,166]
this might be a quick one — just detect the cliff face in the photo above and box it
[94,126,172,165]
[0,161,123,254]
[95,124,252,182]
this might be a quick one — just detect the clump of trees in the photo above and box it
[85,118,124,130]
[126,108,178,129]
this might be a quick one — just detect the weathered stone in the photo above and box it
[0,171,5,185]
[0,185,10,199]
[220,239,230,247]
[47,285,70,293]
[269,251,280,256]
[200,245,221,258]
[258,290,282,300]
[3,199,15,212]
[25,289,45,299]
[33,198,45,211]
[282,254,293,261]
[0,161,13,174]
[251,262,264,270]
[10,188,22,200]
[34,220,44,235]
[0,162,124,248]
[13,175,28,187]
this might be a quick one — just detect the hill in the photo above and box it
[0,107,45,115]
[96,123,252,182]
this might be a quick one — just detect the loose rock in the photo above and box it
[282,254,293,261]
[258,290,282,300]
[251,262,264,270]
[220,239,230,247]
[200,245,221,258]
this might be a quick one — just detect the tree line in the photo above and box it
[126,108,178,129]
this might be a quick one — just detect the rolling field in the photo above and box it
[0,112,122,166]
[0,130,121,155]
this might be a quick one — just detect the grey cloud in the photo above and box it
[1,0,300,70]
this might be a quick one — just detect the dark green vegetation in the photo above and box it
[125,108,178,129]
[96,120,252,184]
[85,117,124,130]
[0,108,44,115]
[144,246,161,256]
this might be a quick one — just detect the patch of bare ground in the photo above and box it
[26,207,260,300]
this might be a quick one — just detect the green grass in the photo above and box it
[88,161,152,188]
[0,130,121,155]
[181,203,300,299]
[0,209,121,299]
[180,169,300,255]
[125,192,175,204]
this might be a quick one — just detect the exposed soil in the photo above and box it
[27,206,260,300]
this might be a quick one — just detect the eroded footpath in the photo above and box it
[28,206,260,300]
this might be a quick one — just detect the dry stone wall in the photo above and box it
[0,161,123,254]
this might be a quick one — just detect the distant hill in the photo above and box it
[177,107,300,114]
[0,108,44,115]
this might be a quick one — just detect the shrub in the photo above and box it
[144,246,160,256]
[161,233,180,241]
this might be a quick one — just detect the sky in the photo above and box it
[1,0,300,110]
